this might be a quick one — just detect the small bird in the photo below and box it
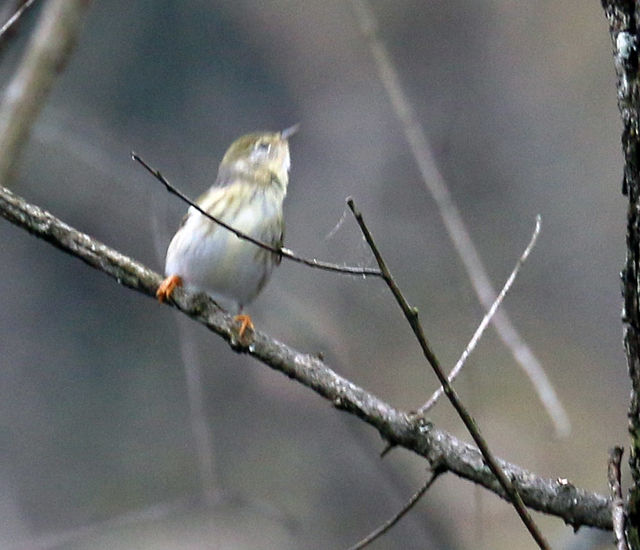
[156,126,297,337]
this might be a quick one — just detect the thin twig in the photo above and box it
[0,182,613,531]
[608,447,628,550]
[381,214,541,457]
[347,198,551,550]
[0,0,91,186]
[347,469,442,550]
[0,0,37,39]
[419,215,542,414]
[132,152,383,278]
[350,0,570,438]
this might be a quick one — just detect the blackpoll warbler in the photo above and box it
[156,126,297,336]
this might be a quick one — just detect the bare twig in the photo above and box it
[419,215,542,414]
[0,0,91,186]
[347,469,442,550]
[350,0,570,438]
[0,0,37,40]
[132,153,384,278]
[347,198,551,550]
[608,447,628,550]
[0,182,612,531]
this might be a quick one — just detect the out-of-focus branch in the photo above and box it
[0,182,613,531]
[350,0,571,438]
[0,0,90,187]
[419,216,542,414]
[601,1,640,546]
[9,495,193,550]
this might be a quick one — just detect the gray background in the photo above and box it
[0,1,623,549]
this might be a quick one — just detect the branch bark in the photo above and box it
[601,2,640,547]
[350,0,570,438]
[348,199,549,549]
[0,182,612,531]
[609,446,629,550]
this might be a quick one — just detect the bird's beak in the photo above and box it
[281,123,300,140]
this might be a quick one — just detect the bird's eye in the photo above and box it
[255,141,271,154]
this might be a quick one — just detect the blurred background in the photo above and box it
[0,1,623,548]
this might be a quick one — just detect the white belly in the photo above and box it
[164,198,282,312]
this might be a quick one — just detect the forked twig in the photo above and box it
[347,197,551,550]
[419,215,542,414]
[132,152,383,279]
[347,469,443,550]
[0,182,614,531]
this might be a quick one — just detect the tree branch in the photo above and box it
[350,0,570,438]
[0,0,38,47]
[132,152,383,278]
[348,199,550,550]
[609,446,628,550]
[419,216,542,414]
[0,181,613,531]
[601,1,640,546]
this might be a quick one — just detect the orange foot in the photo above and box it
[156,274,183,303]
[233,313,254,340]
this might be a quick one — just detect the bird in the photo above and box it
[156,126,297,338]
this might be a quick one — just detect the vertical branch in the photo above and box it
[175,316,218,504]
[0,0,91,187]
[609,446,629,550]
[350,0,570,438]
[602,1,640,547]
[347,199,551,550]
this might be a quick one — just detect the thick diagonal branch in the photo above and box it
[0,182,612,531]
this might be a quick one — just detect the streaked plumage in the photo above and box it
[157,129,294,324]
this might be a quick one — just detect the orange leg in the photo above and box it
[156,274,183,303]
[233,313,254,339]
